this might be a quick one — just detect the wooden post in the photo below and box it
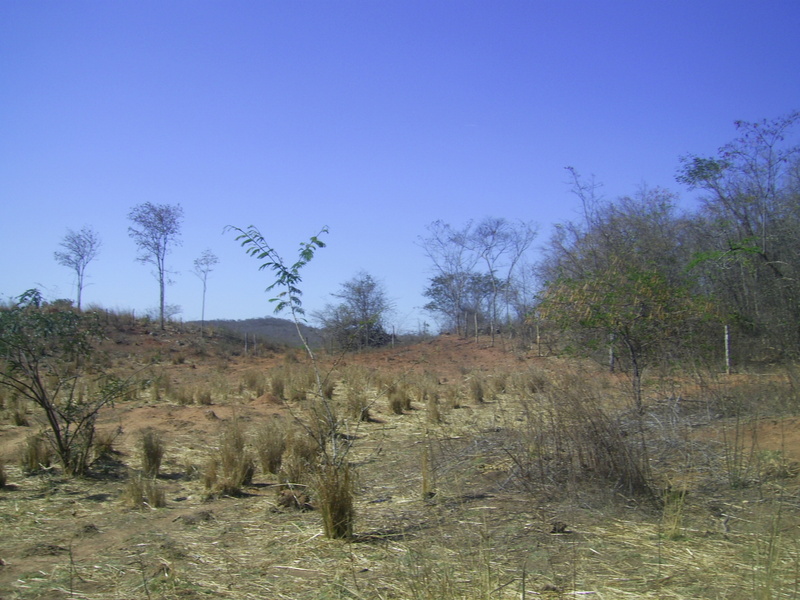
[724,324,731,375]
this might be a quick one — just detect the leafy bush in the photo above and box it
[0,290,129,475]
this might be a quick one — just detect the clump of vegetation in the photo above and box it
[387,383,412,415]
[123,474,166,509]
[93,428,118,459]
[0,290,130,476]
[468,375,485,403]
[204,420,255,497]
[20,433,53,474]
[504,369,653,499]
[342,377,371,422]
[280,427,320,486]
[269,369,286,401]
[140,429,165,477]
[315,463,354,539]
[255,418,287,476]
[424,387,442,424]
[0,460,7,488]
[241,369,268,397]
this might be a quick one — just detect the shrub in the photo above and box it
[504,370,654,500]
[0,460,6,488]
[140,429,165,477]
[0,290,129,475]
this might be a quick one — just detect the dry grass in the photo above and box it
[255,417,286,475]
[139,429,165,477]
[315,462,354,539]
[203,419,255,497]
[19,432,53,474]
[122,473,166,509]
[1,335,799,599]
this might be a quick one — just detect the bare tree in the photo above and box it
[467,217,537,345]
[420,218,536,342]
[54,226,101,310]
[418,220,481,336]
[193,249,219,337]
[128,203,184,330]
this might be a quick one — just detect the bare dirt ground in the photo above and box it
[1,331,799,599]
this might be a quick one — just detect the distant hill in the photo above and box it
[190,317,324,347]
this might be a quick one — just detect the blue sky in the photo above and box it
[1,1,798,332]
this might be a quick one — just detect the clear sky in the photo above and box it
[2,1,798,332]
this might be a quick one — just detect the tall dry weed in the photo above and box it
[507,369,653,498]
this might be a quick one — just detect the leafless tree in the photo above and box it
[419,218,536,343]
[193,249,219,337]
[128,203,183,330]
[418,220,481,336]
[467,217,537,345]
[54,226,101,310]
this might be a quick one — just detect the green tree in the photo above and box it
[423,272,498,335]
[539,264,716,412]
[0,290,127,475]
[316,271,393,350]
[54,226,101,310]
[128,202,184,331]
[228,225,354,538]
[678,112,800,356]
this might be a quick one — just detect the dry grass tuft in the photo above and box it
[19,433,52,474]
[139,429,165,477]
[388,383,412,415]
[93,427,119,459]
[315,462,354,539]
[280,426,320,486]
[468,374,485,403]
[255,417,287,476]
[123,474,166,509]
[204,420,255,496]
